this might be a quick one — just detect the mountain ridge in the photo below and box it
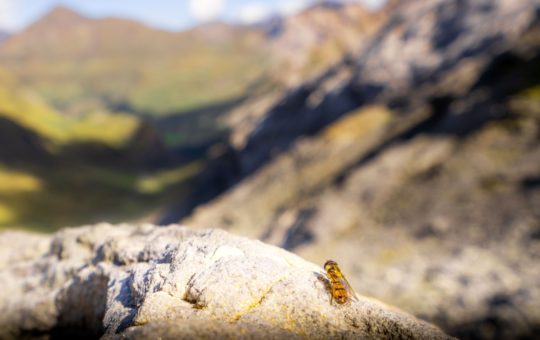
[0,5,268,116]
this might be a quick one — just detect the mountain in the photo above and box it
[221,2,387,154]
[180,0,540,338]
[267,1,385,86]
[0,6,268,117]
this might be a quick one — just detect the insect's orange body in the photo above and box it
[324,260,358,305]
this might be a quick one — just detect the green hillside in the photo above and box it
[0,68,139,149]
[0,7,268,117]
[0,68,200,232]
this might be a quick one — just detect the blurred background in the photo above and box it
[0,0,539,338]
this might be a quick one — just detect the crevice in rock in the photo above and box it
[231,277,285,321]
[182,273,207,310]
[54,272,109,339]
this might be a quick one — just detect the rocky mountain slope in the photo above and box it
[0,224,451,339]
[183,0,540,338]
[223,2,386,151]
[266,1,385,87]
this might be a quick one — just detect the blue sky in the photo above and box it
[0,0,386,32]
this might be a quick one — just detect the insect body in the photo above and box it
[324,260,358,305]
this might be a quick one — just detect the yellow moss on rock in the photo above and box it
[323,105,393,143]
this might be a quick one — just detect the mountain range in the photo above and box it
[0,6,266,116]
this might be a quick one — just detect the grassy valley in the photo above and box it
[0,6,272,232]
[0,67,203,231]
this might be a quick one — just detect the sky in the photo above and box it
[0,0,387,32]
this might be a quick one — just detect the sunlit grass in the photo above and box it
[0,71,139,148]
[67,111,139,148]
[520,85,540,98]
[0,203,15,224]
[0,167,43,192]
[0,161,201,232]
[136,162,201,194]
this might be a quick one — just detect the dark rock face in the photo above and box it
[184,1,540,339]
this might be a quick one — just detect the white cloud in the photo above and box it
[237,4,271,24]
[277,0,310,17]
[355,0,387,10]
[189,0,226,22]
[0,0,18,30]
[234,1,310,24]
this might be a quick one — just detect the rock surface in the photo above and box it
[0,224,450,339]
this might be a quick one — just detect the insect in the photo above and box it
[323,260,358,305]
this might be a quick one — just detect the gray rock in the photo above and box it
[0,224,450,339]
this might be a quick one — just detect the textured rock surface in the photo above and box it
[0,224,450,339]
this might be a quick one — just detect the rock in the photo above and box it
[0,230,50,267]
[0,224,450,339]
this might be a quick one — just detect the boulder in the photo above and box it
[0,224,450,339]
